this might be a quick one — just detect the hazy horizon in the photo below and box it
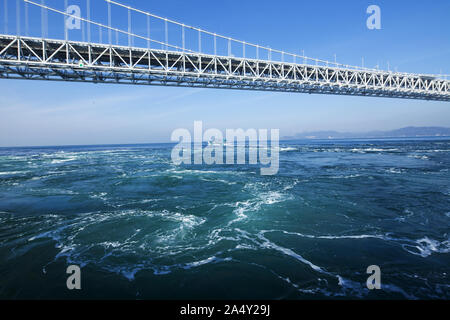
[1,0,449,147]
[1,125,449,148]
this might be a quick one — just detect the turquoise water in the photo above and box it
[0,139,449,299]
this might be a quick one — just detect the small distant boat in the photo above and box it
[207,137,224,147]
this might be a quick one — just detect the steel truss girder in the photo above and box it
[0,35,449,101]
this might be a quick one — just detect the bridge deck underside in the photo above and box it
[0,35,449,101]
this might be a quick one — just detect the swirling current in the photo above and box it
[0,138,449,299]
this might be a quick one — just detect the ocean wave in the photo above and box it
[257,232,325,273]
[37,188,78,195]
[329,174,362,179]
[24,210,217,279]
[255,230,421,298]
[183,256,232,269]
[394,209,415,222]
[50,157,77,164]
[385,168,405,174]
[279,147,298,152]
[0,171,29,175]
[262,229,450,259]
[165,167,244,176]
[401,237,450,258]
[420,149,450,153]
[227,191,292,226]
[199,177,237,185]
[282,179,301,191]
[89,192,108,200]
[254,230,417,298]
[1,140,449,298]
[264,229,392,241]
[5,208,444,298]
[407,154,430,160]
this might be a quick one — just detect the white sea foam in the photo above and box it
[402,237,450,258]
[386,168,404,174]
[349,148,399,153]
[271,229,392,241]
[166,167,243,176]
[50,158,77,164]
[90,192,108,200]
[260,236,324,273]
[394,209,414,222]
[24,209,217,280]
[263,191,291,204]
[227,190,291,226]
[183,256,232,269]
[279,147,298,152]
[0,171,28,175]
[330,174,362,179]
[421,149,450,153]
[269,229,450,259]
[407,154,429,160]
[255,230,420,299]
[228,201,251,226]
[199,177,237,185]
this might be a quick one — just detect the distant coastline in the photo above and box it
[282,126,450,140]
[1,127,450,148]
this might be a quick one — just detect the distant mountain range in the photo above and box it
[282,127,450,140]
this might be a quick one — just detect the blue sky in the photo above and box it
[0,0,449,147]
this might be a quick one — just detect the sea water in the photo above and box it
[0,138,448,299]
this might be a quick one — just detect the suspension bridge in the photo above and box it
[0,0,449,101]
